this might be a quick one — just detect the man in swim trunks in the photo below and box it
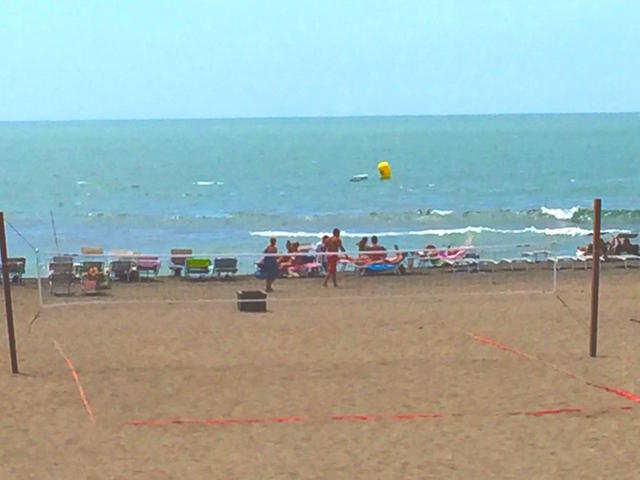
[323,228,345,287]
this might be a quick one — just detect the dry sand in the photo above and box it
[1,265,640,479]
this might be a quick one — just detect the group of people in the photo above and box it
[577,234,640,257]
[257,228,346,291]
[257,230,412,292]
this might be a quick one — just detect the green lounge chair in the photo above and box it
[184,257,212,280]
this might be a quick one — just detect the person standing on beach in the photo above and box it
[323,228,345,287]
[315,234,330,270]
[261,237,279,292]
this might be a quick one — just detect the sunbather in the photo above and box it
[315,235,329,270]
[621,238,640,255]
[609,235,639,255]
[356,236,370,253]
[278,241,299,274]
[577,237,608,257]
[368,235,387,261]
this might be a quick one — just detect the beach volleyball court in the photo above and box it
[5,270,640,477]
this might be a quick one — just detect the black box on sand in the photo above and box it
[236,290,267,312]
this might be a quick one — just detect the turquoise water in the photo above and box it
[1,114,639,273]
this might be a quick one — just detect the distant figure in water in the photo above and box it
[323,228,345,287]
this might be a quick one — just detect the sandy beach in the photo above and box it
[1,266,640,479]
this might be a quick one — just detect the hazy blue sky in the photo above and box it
[1,0,638,120]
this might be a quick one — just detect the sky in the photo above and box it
[0,0,639,121]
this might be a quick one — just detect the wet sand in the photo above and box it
[1,266,640,479]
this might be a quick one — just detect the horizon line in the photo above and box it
[1,110,639,124]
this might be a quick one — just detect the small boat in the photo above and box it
[350,174,369,182]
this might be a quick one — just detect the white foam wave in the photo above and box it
[76,180,87,185]
[431,209,453,216]
[250,226,602,238]
[541,206,580,220]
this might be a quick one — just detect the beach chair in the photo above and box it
[49,260,74,296]
[446,258,476,273]
[608,254,640,269]
[81,276,99,294]
[184,257,212,280]
[169,248,192,276]
[522,250,551,263]
[476,259,499,272]
[0,257,26,284]
[549,256,577,271]
[110,259,137,282]
[213,257,238,279]
[360,251,408,276]
[297,260,326,277]
[361,262,405,276]
[509,257,534,271]
[287,252,325,277]
[136,256,161,278]
[80,260,110,289]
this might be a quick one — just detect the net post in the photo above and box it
[590,199,601,358]
[0,212,19,373]
[35,249,44,308]
[553,258,557,293]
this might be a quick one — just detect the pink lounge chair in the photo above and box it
[136,256,161,278]
[436,248,467,261]
[81,277,98,294]
[289,260,325,277]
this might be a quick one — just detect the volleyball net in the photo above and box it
[0,208,635,312]
[30,243,571,310]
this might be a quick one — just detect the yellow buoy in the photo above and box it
[377,161,391,180]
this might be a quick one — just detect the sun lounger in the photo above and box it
[413,253,442,269]
[0,257,26,284]
[446,258,477,273]
[548,256,578,270]
[359,251,408,276]
[362,262,406,275]
[80,260,110,289]
[49,259,74,295]
[286,252,325,277]
[501,257,533,271]
[81,277,98,294]
[607,254,640,269]
[169,249,192,276]
[476,259,499,272]
[522,250,551,263]
[136,256,161,278]
[184,257,212,280]
[213,257,238,279]
[110,259,137,282]
[298,261,326,277]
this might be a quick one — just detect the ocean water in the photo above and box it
[1,113,639,274]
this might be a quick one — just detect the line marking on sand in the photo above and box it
[128,405,633,428]
[52,339,95,423]
[466,332,640,404]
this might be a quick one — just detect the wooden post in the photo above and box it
[0,212,18,373]
[589,199,601,358]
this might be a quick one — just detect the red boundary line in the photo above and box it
[53,339,95,423]
[128,406,634,427]
[466,332,640,403]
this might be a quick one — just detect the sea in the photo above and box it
[1,113,639,275]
